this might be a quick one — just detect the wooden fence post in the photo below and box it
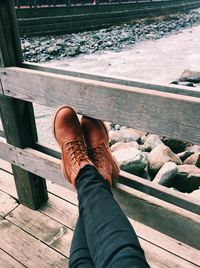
[0,0,48,209]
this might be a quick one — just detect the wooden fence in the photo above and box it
[0,0,200,250]
[15,0,200,35]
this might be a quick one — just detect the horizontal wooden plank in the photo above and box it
[6,204,74,257]
[22,62,200,98]
[1,137,200,216]
[1,67,200,144]
[132,219,200,267]
[113,184,200,250]
[118,171,200,215]
[0,159,12,173]
[140,239,199,268]
[47,180,78,206]
[0,248,25,268]
[0,218,68,267]
[40,193,78,230]
[0,190,18,217]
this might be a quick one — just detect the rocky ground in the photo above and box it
[21,8,200,63]
[107,123,200,198]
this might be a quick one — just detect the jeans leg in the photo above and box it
[69,216,94,268]
[76,165,150,268]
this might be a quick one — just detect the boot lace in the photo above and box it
[64,137,89,171]
[89,144,107,177]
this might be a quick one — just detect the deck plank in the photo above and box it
[0,169,18,198]
[0,218,68,268]
[0,248,25,268]
[0,190,18,217]
[6,204,74,257]
[40,193,78,230]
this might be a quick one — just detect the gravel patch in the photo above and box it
[21,8,200,63]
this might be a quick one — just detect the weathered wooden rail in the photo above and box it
[0,0,200,256]
[15,0,200,35]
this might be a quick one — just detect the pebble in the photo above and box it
[141,134,163,152]
[183,152,200,167]
[172,164,200,193]
[161,137,188,153]
[153,162,178,187]
[110,141,140,152]
[113,147,148,176]
[147,144,182,175]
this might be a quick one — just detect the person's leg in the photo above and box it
[76,165,150,268]
[69,216,94,268]
[53,107,149,268]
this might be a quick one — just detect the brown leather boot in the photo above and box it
[81,116,119,186]
[53,106,94,187]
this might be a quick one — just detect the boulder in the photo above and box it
[148,145,182,175]
[153,162,178,187]
[109,130,123,145]
[120,128,141,143]
[179,69,200,83]
[184,153,200,168]
[186,145,200,153]
[189,189,200,201]
[113,147,147,175]
[141,134,163,152]
[176,151,193,162]
[172,165,200,193]
[140,166,152,181]
[161,137,188,153]
[110,141,140,152]
[104,121,112,132]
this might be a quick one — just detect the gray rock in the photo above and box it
[140,166,152,181]
[176,151,193,161]
[162,137,188,153]
[187,145,200,153]
[114,124,121,131]
[113,147,148,175]
[153,162,178,187]
[179,69,200,83]
[104,121,111,132]
[148,145,182,175]
[141,134,163,152]
[110,141,140,152]
[120,128,141,143]
[184,153,200,168]
[189,189,200,201]
[109,130,123,145]
[172,165,200,193]
[47,45,58,54]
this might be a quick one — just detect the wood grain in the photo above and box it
[113,184,200,250]
[1,67,200,144]
[6,205,74,257]
[22,62,200,98]
[0,218,68,267]
[0,190,18,217]
[0,249,25,268]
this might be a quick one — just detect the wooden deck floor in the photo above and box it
[0,159,200,268]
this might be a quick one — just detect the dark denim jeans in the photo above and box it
[69,166,150,268]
